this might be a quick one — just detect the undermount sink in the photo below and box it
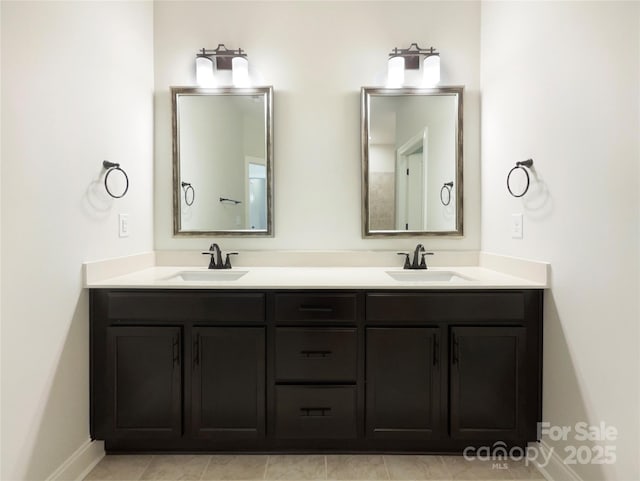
[385,270,473,282]
[171,270,248,282]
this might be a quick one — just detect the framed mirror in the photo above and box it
[361,86,463,237]
[172,86,273,236]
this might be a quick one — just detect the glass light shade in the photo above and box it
[387,56,405,88]
[195,56,215,87]
[232,56,250,87]
[423,54,440,86]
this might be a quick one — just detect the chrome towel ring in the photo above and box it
[181,181,195,206]
[103,160,129,199]
[440,181,454,206]
[507,158,534,198]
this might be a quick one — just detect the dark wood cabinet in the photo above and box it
[191,327,265,440]
[366,327,441,440]
[450,326,527,440]
[90,288,542,452]
[106,326,182,439]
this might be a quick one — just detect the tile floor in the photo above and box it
[84,454,546,481]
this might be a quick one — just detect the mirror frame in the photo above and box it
[361,86,464,237]
[171,86,274,237]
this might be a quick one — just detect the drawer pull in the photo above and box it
[300,350,332,358]
[300,407,332,417]
[298,305,334,313]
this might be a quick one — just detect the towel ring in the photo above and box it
[440,181,454,206]
[181,182,195,206]
[507,158,534,198]
[103,161,129,199]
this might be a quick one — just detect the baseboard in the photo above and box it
[534,440,584,481]
[46,439,104,481]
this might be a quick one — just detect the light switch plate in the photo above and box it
[119,214,129,238]
[511,213,523,239]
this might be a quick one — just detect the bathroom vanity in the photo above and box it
[88,265,543,453]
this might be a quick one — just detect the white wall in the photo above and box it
[154,0,481,250]
[0,1,154,480]
[480,2,639,480]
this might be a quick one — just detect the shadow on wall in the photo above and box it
[522,167,554,221]
[82,165,117,220]
[541,291,606,481]
[22,290,91,481]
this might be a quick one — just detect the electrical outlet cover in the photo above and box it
[511,213,523,239]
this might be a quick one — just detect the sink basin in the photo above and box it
[171,270,248,282]
[385,270,473,282]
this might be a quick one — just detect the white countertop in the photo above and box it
[85,265,547,290]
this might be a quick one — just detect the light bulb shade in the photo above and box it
[196,56,215,87]
[232,56,250,87]
[387,56,405,88]
[423,54,440,86]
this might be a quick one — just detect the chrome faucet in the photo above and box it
[397,244,434,270]
[202,243,238,269]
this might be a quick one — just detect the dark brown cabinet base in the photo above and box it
[90,289,542,453]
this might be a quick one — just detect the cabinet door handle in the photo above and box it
[193,333,200,367]
[173,335,180,366]
[433,335,439,366]
[300,407,332,417]
[300,350,332,358]
[452,335,459,365]
[298,305,334,313]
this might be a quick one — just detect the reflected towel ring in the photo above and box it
[507,158,534,198]
[440,181,454,206]
[181,181,195,206]
[103,160,129,198]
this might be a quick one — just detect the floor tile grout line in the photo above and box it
[437,455,451,481]
[137,454,155,481]
[324,455,328,480]
[200,454,214,481]
[263,454,271,480]
[381,455,391,480]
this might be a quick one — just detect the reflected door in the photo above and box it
[248,163,266,230]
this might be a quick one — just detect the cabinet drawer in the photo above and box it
[105,291,265,322]
[275,328,357,382]
[366,292,526,322]
[275,386,357,439]
[274,293,357,322]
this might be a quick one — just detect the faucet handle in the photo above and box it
[201,251,217,269]
[224,252,239,269]
[420,252,434,269]
[397,252,411,270]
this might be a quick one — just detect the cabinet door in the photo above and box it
[192,327,265,440]
[450,326,526,440]
[106,326,182,438]
[366,328,441,440]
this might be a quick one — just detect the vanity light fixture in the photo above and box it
[195,55,216,87]
[195,45,250,87]
[387,56,405,88]
[387,43,440,87]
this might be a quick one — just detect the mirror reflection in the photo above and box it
[172,87,273,236]
[362,87,463,237]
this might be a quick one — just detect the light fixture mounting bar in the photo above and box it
[388,43,438,69]
[197,44,248,70]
